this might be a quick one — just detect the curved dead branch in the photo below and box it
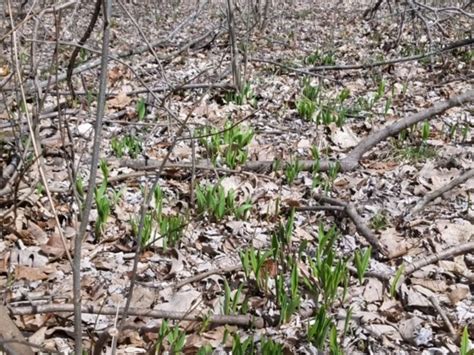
[65,0,102,100]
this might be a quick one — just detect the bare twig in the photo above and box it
[227,0,242,92]
[114,90,217,353]
[428,295,457,340]
[405,241,474,276]
[73,0,112,352]
[409,168,474,217]
[65,0,101,100]
[174,264,243,291]
[6,0,73,268]
[250,38,473,73]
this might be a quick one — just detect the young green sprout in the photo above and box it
[354,246,372,284]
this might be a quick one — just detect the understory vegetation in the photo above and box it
[0,0,473,354]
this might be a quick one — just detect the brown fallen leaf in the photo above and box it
[410,278,448,293]
[107,92,132,109]
[15,265,48,281]
[40,233,67,258]
[447,284,470,304]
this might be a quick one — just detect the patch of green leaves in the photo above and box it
[308,305,333,349]
[131,212,154,248]
[447,122,471,143]
[350,78,393,118]
[392,122,438,162]
[110,134,143,159]
[312,149,340,193]
[240,247,273,292]
[285,157,301,185]
[75,175,85,202]
[195,183,252,221]
[272,208,295,268]
[460,326,474,355]
[296,96,317,121]
[225,82,256,106]
[396,145,438,162]
[390,265,405,298]
[305,50,336,66]
[260,337,284,354]
[136,98,146,121]
[275,262,301,324]
[222,279,247,315]
[296,78,349,126]
[94,160,122,239]
[196,121,254,169]
[370,212,388,231]
[159,214,186,250]
[197,344,213,355]
[155,320,186,354]
[131,185,186,250]
[304,225,349,306]
[231,333,255,355]
[460,49,473,64]
[354,246,372,284]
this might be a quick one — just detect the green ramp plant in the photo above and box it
[240,247,273,293]
[303,225,350,351]
[155,320,185,354]
[224,82,256,106]
[354,246,372,284]
[94,160,122,239]
[131,185,186,250]
[195,182,252,221]
[296,78,350,127]
[196,121,254,169]
[110,134,143,159]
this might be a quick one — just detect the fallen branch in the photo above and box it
[0,305,34,355]
[342,89,474,170]
[249,57,324,78]
[8,304,266,328]
[311,194,386,255]
[409,168,474,217]
[251,39,473,73]
[404,240,474,276]
[120,88,474,175]
[428,295,457,341]
[174,264,243,290]
[302,38,474,72]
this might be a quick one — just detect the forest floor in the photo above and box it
[0,0,473,354]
